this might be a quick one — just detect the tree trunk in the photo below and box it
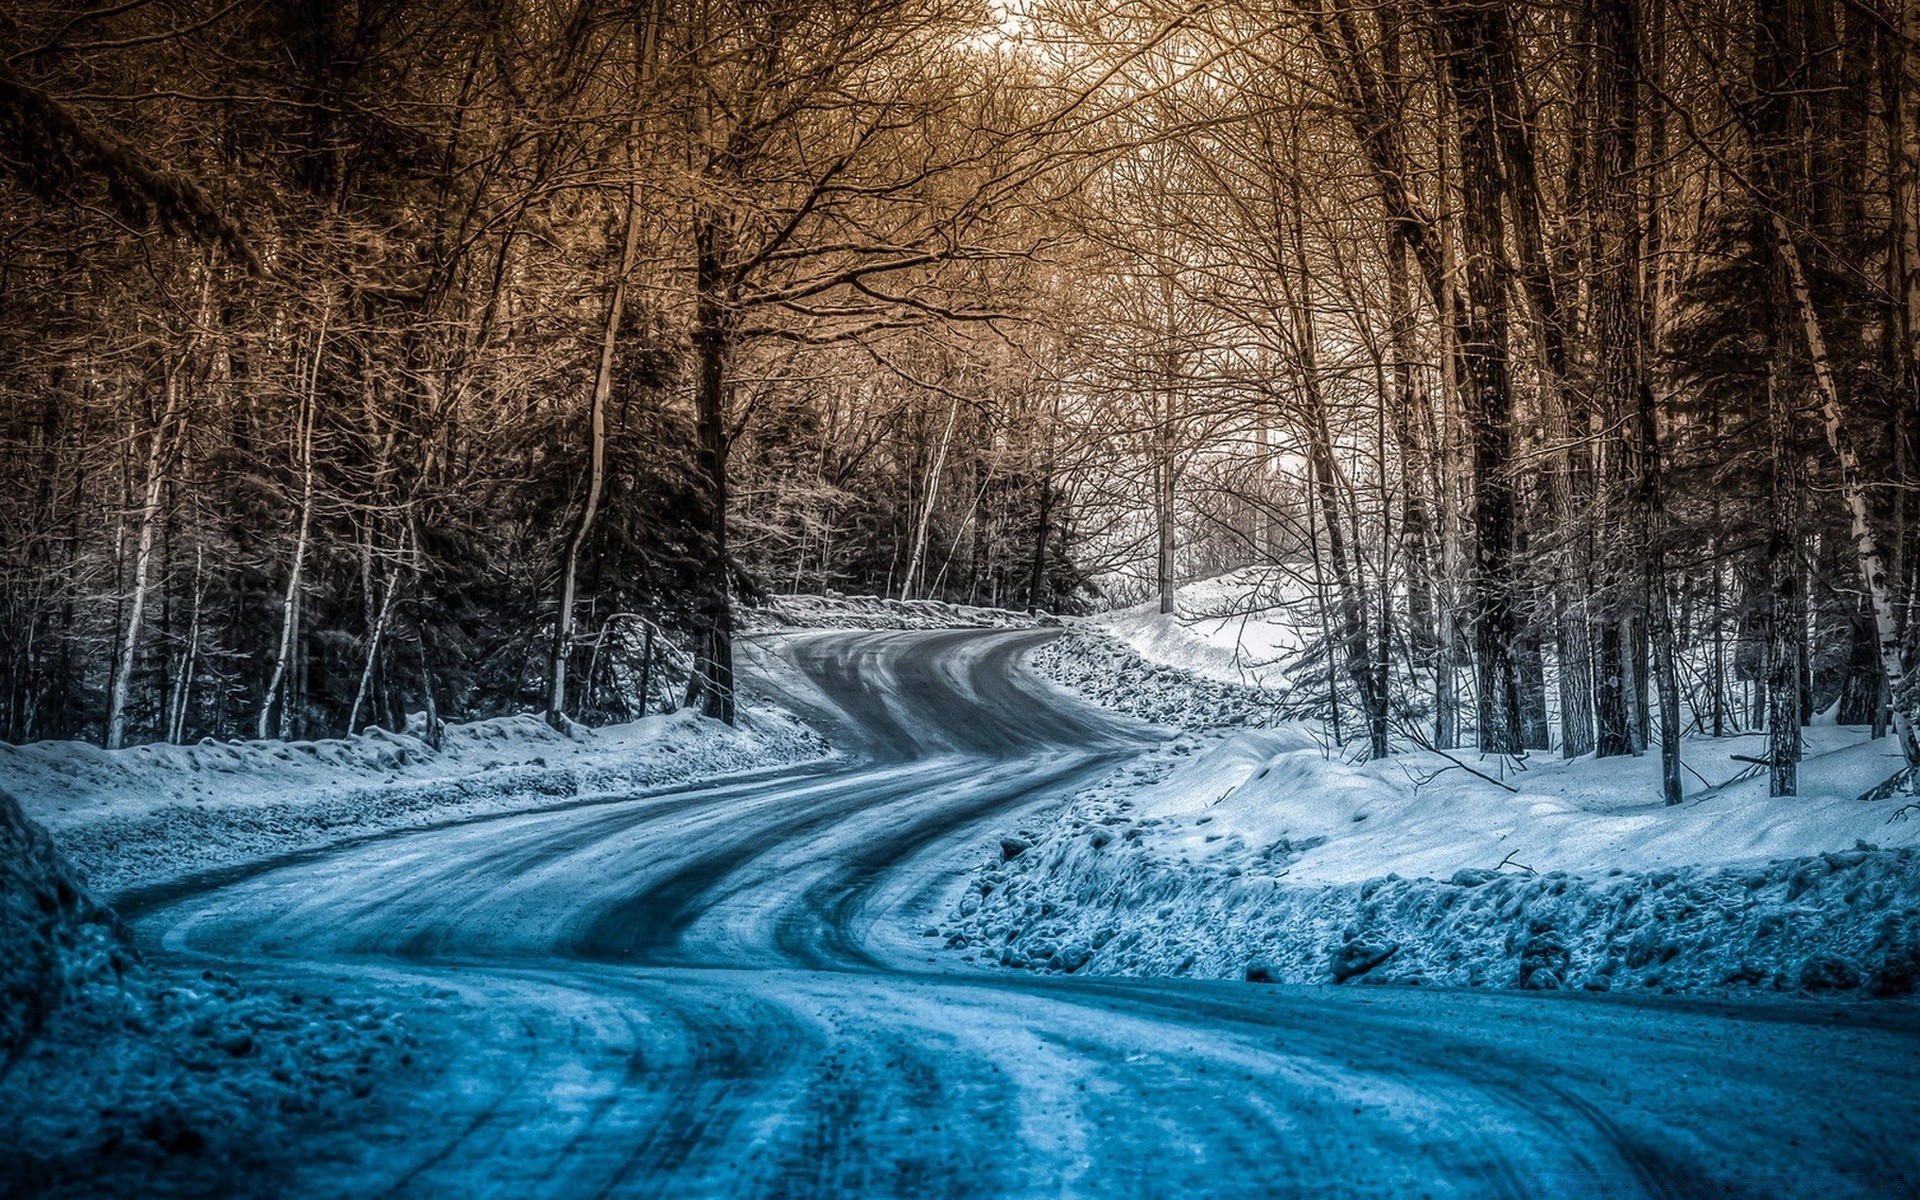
[1766,367,1802,796]
[685,214,736,724]
[1386,226,1437,670]
[1026,477,1052,614]
[166,542,204,745]
[106,367,182,750]
[348,560,401,735]
[549,124,644,726]
[902,394,959,601]
[1774,215,1920,762]
[259,314,324,742]
[1442,0,1524,755]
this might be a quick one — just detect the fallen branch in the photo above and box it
[1861,764,1919,804]
[1396,721,1520,793]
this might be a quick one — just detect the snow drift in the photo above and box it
[6,705,825,898]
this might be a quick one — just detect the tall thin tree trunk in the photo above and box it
[901,394,959,601]
[1774,216,1920,762]
[106,367,182,750]
[1766,365,1802,795]
[686,213,736,724]
[549,116,644,725]
[259,308,325,742]
[348,558,401,735]
[166,542,204,745]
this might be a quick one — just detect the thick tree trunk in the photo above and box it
[686,216,736,724]
[1443,0,1524,755]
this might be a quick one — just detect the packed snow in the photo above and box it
[1093,567,1316,689]
[1,789,133,1061]
[749,592,1048,632]
[1026,625,1280,730]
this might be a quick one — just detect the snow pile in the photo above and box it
[749,592,1046,631]
[1,966,416,1196]
[941,723,1920,996]
[0,789,137,1064]
[0,790,417,1195]
[1026,625,1278,730]
[949,835,1920,995]
[7,705,826,899]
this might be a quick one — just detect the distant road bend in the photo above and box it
[140,629,1920,1198]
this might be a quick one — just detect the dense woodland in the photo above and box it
[2,0,1917,798]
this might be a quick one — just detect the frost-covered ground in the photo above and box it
[0,661,831,1196]
[7,696,824,899]
[941,572,1920,998]
[4,618,1918,1195]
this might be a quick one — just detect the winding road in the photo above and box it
[134,629,1920,1197]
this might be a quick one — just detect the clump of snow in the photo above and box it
[0,790,419,1195]
[748,592,1047,631]
[0,789,137,1063]
[1026,625,1278,730]
[8,703,826,900]
[942,718,1920,997]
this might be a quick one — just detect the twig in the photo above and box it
[1496,850,1537,876]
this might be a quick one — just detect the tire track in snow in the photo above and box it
[131,629,1920,1197]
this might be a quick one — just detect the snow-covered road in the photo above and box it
[128,630,1920,1197]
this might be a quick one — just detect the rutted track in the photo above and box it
[135,629,1920,1197]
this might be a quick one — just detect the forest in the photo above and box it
[2,0,1916,801]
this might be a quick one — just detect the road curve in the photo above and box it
[136,629,1920,1198]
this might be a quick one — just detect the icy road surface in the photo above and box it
[130,630,1920,1197]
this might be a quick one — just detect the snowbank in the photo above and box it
[0,790,417,1195]
[749,592,1046,631]
[0,789,135,1063]
[1093,568,1315,689]
[1,962,417,1196]
[941,723,1920,997]
[1026,626,1279,730]
[6,706,826,899]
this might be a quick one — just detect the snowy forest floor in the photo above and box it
[934,577,1920,999]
